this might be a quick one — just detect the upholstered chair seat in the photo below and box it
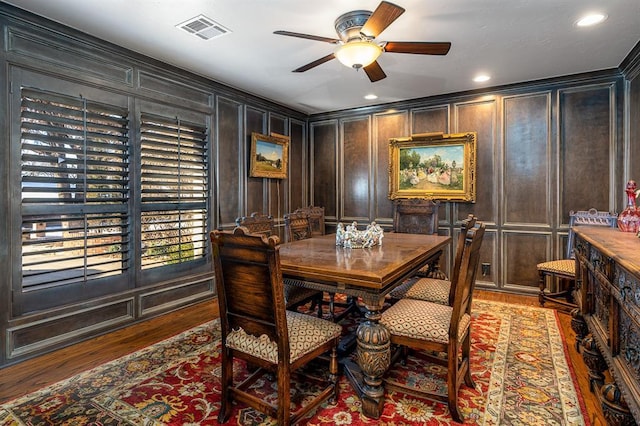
[381,298,470,344]
[537,259,574,276]
[388,276,451,304]
[226,311,341,363]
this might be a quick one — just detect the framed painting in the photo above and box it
[389,132,477,202]
[249,132,289,179]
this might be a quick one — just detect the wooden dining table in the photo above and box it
[279,231,451,419]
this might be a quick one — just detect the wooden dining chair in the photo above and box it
[294,206,325,237]
[210,227,341,425]
[293,206,358,321]
[284,211,314,242]
[537,208,617,309]
[235,211,274,236]
[236,212,322,313]
[392,198,445,279]
[380,222,485,423]
[281,211,326,316]
[389,214,477,305]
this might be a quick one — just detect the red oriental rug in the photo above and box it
[0,300,589,425]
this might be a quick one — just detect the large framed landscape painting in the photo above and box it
[389,132,477,202]
[250,132,289,179]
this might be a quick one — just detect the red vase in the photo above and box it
[617,180,640,232]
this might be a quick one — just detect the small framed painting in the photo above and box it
[249,132,289,179]
[388,132,477,202]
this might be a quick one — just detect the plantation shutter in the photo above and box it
[140,113,208,269]
[20,88,130,290]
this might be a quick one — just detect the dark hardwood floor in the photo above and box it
[0,290,606,425]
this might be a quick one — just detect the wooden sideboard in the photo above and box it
[573,227,640,425]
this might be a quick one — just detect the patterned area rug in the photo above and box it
[0,300,588,425]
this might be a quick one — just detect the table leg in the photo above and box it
[342,298,390,419]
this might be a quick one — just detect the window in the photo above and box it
[20,88,130,290]
[139,113,208,269]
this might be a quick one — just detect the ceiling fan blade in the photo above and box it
[364,61,387,82]
[274,30,340,44]
[384,41,452,55]
[360,1,406,38]
[293,53,336,72]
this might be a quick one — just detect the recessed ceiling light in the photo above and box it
[364,94,378,100]
[576,13,607,27]
[473,74,491,83]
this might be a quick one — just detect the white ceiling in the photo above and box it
[4,0,640,114]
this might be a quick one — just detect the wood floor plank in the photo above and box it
[0,291,606,424]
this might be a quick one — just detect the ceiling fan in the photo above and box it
[274,1,451,82]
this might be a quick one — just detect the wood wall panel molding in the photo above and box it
[6,298,135,360]
[288,119,307,212]
[558,83,617,223]
[310,121,338,222]
[6,25,133,86]
[244,106,268,216]
[373,111,408,223]
[139,278,215,317]
[138,70,211,107]
[215,96,244,228]
[476,229,498,288]
[503,231,550,292]
[410,104,450,134]
[268,113,289,221]
[340,116,372,220]
[502,92,552,226]
[620,41,640,81]
[454,99,498,225]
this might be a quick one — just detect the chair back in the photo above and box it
[446,214,477,304]
[393,198,440,235]
[235,212,274,236]
[566,208,617,259]
[294,206,325,236]
[284,211,313,242]
[450,215,477,284]
[450,222,485,333]
[210,227,287,355]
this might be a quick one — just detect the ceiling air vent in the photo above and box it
[177,15,231,40]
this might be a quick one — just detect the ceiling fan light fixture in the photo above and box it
[335,41,382,69]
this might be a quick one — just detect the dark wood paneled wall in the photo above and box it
[0,2,638,369]
[309,68,635,294]
[310,122,338,223]
[0,4,307,368]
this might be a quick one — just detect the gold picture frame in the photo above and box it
[249,132,289,179]
[389,132,477,202]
